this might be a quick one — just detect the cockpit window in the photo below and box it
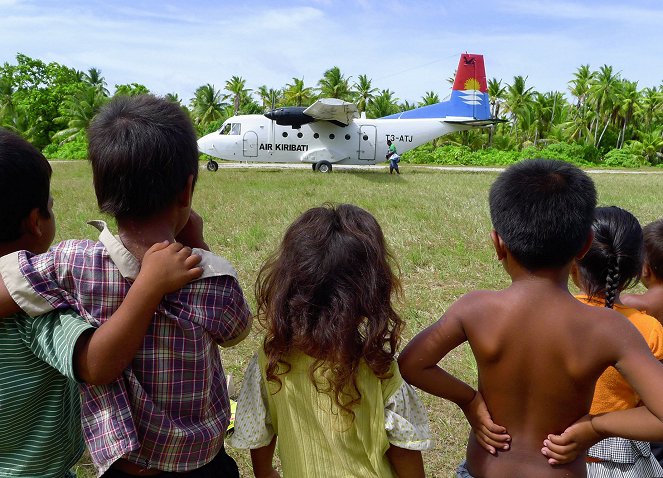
[219,123,241,135]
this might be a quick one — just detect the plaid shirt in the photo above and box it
[0,221,251,475]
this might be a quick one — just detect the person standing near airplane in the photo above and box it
[386,139,400,174]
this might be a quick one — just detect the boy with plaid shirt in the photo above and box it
[0,96,252,477]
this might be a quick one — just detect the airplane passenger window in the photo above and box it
[329,134,335,139]
[313,133,319,139]
[363,135,369,140]
[282,132,288,137]
[297,132,303,138]
[231,123,241,135]
[345,134,351,140]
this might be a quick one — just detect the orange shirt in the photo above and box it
[577,295,663,414]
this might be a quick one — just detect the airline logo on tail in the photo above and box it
[449,53,489,118]
[382,53,491,121]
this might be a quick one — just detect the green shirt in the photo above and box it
[0,310,93,478]
[258,350,404,478]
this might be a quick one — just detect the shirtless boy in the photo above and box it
[399,159,663,478]
[623,218,663,323]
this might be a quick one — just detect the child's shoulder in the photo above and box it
[193,249,237,280]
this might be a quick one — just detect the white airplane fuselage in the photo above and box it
[197,115,475,167]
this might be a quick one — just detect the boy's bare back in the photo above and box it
[454,284,636,477]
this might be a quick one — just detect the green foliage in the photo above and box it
[602,148,643,168]
[113,83,150,96]
[43,135,88,159]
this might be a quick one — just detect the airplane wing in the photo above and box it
[303,98,359,126]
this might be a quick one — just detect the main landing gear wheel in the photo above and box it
[206,160,219,172]
[315,161,332,173]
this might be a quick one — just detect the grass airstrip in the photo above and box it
[54,161,663,477]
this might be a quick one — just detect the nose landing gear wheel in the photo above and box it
[206,160,219,172]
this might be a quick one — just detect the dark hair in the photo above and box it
[255,203,403,417]
[643,218,663,279]
[0,128,52,242]
[489,158,596,270]
[576,206,644,308]
[87,94,199,219]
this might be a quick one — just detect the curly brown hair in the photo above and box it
[255,203,404,417]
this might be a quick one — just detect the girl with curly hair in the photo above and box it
[229,203,432,477]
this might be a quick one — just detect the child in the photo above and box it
[0,128,203,477]
[398,159,663,478]
[228,204,432,477]
[571,206,663,476]
[623,218,663,323]
[0,96,252,476]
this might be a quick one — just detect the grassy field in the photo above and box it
[52,162,663,477]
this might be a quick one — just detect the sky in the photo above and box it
[1,0,662,105]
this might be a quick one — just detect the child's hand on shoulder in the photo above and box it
[541,414,602,465]
[461,391,510,455]
[137,241,203,296]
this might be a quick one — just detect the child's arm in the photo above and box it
[175,209,210,251]
[0,275,21,317]
[542,408,663,465]
[250,436,279,478]
[542,311,663,465]
[385,446,424,478]
[73,241,202,384]
[398,300,510,455]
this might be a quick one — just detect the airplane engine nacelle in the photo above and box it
[264,107,315,128]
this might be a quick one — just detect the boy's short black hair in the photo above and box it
[489,158,596,270]
[88,94,199,219]
[0,128,52,242]
[643,219,663,278]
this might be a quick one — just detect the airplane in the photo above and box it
[197,53,499,172]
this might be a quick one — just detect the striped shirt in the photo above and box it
[0,310,92,477]
[0,221,252,475]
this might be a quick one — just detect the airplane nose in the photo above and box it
[197,135,213,155]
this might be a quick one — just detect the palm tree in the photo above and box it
[52,86,108,143]
[486,78,506,147]
[568,65,594,113]
[190,83,226,127]
[257,85,282,111]
[504,75,535,146]
[589,65,620,147]
[419,91,440,106]
[224,76,250,116]
[165,93,182,105]
[84,67,109,96]
[352,74,377,114]
[614,80,640,148]
[283,78,314,107]
[640,87,662,133]
[366,89,399,118]
[317,66,352,101]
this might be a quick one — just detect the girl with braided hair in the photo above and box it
[572,206,663,478]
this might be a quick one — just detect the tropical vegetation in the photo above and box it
[1,53,661,166]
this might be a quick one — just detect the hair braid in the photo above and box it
[604,257,620,308]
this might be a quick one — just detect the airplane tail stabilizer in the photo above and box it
[383,53,491,120]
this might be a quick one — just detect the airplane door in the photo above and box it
[243,131,258,157]
[359,125,376,161]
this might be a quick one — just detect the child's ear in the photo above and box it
[176,175,195,208]
[576,230,595,260]
[642,262,652,281]
[22,208,44,238]
[570,262,582,288]
[491,230,507,261]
